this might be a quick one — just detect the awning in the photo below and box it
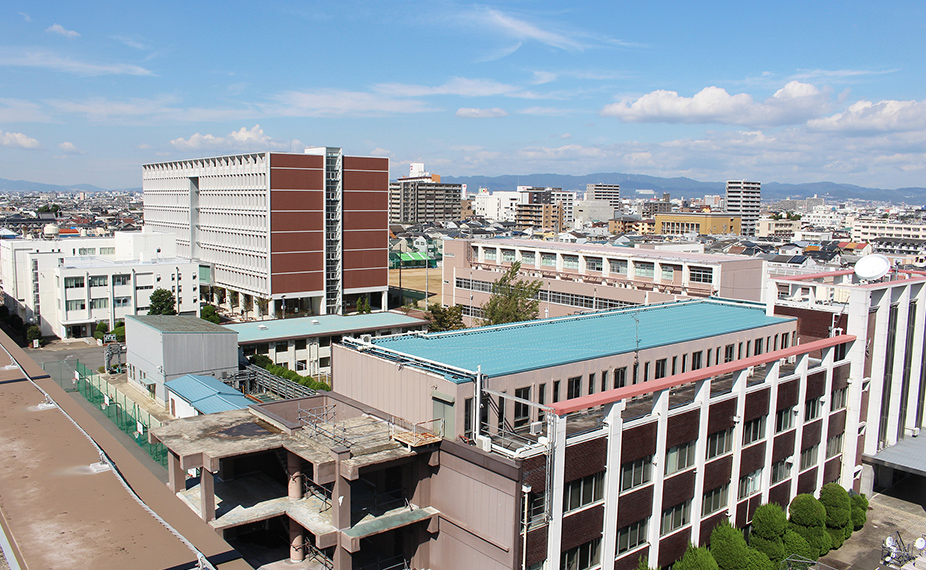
[399,252,429,262]
[864,435,926,478]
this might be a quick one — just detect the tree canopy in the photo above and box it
[426,303,464,331]
[200,304,220,324]
[148,288,177,315]
[479,262,542,326]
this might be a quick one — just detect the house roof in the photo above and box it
[225,311,428,344]
[127,315,237,334]
[369,300,792,380]
[165,374,252,415]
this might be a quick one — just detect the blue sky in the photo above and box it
[2,1,925,190]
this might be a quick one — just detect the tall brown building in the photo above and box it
[143,148,389,316]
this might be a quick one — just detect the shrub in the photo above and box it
[674,544,718,570]
[111,325,126,342]
[782,530,816,564]
[710,520,772,570]
[25,324,42,344]
[788,493,830,558]
[850,493,868,530]
[751,503,789,565]
[819,483,852,549]
[200,304,221,324]
[636,555,658,570]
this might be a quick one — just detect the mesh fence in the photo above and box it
[43,359,168,468]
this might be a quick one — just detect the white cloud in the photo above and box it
[0,49,152,76]
[519,106,572,116]
[268,89,436,117]
[456,107,508,118]
[58,142,80,154]
[601,81,829,127]
[111,35,150,51]
[376,77,519,98]
[0,98,51,122]
[1,130,40,149]
[791,68,898,81]
[476,8,586,51]
[19,12,31,22]
[531,71,558,85]
[170,125,301,152]
[46,24,80,39]
[807,100,926,133]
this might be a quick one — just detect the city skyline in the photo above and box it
[1,1,925,190]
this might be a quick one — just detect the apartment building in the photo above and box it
[655,212,741,236]
[442,238,766,325]
[851,219,926,242]
[474,190,520,222]
[768,267,926,494]
[587,183,621,209]
[726,180,761,236]
[388,163,462,225]
[332,300,857,569]
[143,149,389,317]
[757,218,802,238]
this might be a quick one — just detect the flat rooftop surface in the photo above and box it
[476,237,754,264]
[865,436,926,478]
[371,300,792,379]
[128,314,237,334]
[225,312,427,343]
[0,334,250,569]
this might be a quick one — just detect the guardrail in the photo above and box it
[223,365,317,400]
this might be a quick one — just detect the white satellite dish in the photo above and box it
[914,537,925,550]
[854,254,892,281]
[885,536,896,548]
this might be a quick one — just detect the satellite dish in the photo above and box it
[915,537,925,550]
[855,254,891,281]
[885,536,896,548]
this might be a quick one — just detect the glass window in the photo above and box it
[661,500,692,535]
[112,274,131,286]
[484,248,497,261]
[800,444,819,471]
[665,441,696,475]
[743,415,767,446]
[90,298,108,309]
[617,518,648,554]
[99,247,115,255]
[691,351,702,370]
[724,344,735,363]
[689,266,713,283]
[614,367,627,389]
[702,484,729,516]
[609,259,628,275]
[64,276,85,289]
[826,433,844,459]
[563,255,579,270]
[88,275,108,287]
[563,472,605,513]
[541,253,556,267]
[635,262,655,278]
[521,251,536,265]
[560,537,601,570]
[661,265,675,280]
[620,456,653,492]
[831,387,848,411]
[776,406,795,433]
[771,460,790,484]
[805,397,822,420]
[755,337,763,355]
[654,359,667,379]
[706,428,734,459]
[586,257,603,272]
[113,297,130,307]
[567,376,581,399]
[515,387,531,428]
[65,299,85,311]
[502,249,516,262]
[588,373,596,395]
[294,338,307,350]
[739,468,763,499]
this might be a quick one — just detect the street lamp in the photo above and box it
[281,295,286,320]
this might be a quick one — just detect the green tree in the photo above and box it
[214,287,226,305]
[479,261,542,325]
[819,483,852,548]
[256,296,269,316]
[148,288,177,315]
[636,555,658,570]
[788,494,829,558]
[229,290,239,308]
[710,520,773,570]
[750,503,788,565]
[200,305,221,324]
[850,493,868,530]
[37,204,60,213]
[674,544,718,570]
[782,530,816,564]
[425,303,464,331]
[26,324,41,344]
[93,321,109,340]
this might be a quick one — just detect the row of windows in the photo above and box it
[563,472,605,513]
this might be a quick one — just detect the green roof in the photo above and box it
[369,300,792,381]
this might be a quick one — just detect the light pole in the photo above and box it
[281,295,286,319]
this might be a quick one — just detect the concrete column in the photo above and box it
[647,388,670,565]
[600,400,626,564]
[690,379,711,544]
[545,413,568,566]
[333,544,352,570]
[200,468,216,522]
[331,446,351,530]
[289,518,305,563]
[168,451,185,493]
[288,452,303,500]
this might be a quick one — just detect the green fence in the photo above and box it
[43,360,168,468]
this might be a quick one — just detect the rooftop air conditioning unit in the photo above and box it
[475,435,492,452]
[529,421,543,435]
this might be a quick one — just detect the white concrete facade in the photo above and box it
[725,180,761,237]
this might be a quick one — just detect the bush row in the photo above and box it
[248,354,330,391]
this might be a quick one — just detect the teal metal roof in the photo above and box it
[225,312,428,344]
[165,374,252,415]
[370,300,793,381]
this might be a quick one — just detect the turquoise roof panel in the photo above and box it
[165,374,251,414]
[371,300,793,380]
[225,312,427,344]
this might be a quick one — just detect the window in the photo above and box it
[319,357,331,368]
[826,433,844,459]
[805,397,822,421]
[665,441,696,475]
[702,484,729,516]
[294,339,307,350]
[78,247,96,255]
[588,373,596,395]
[654,359,667,379]
[64,276,85,289]
[661,265,674,280]
[521,251,536,265]
[776,406,795,433]
[502,249,516,263]
[620,456,653,491]
[800,444,819,471]
[661,500,692,535]
[560,537,600,570]
[541,253,556,267]
[113,274,130,286]
[617,519,648,554]
[739,468,763,499]
[88,275,107,287]
[65,300,85,311]
[634,262,655,278]
[586,257,603,272]
[724,344,735,363]
[553,380,560,403]
[99,247,115,255]
[319,336,331,347]
[515,387,531,428]
[831,387,848,411]
[90,298,108,309]
[567,376,581,399]
[706,428,734,459]
[563,472,604,513]
[754,337,763,355]
[614,367,627,389]
[691,351,702,370]
[113,297,130,308]
[771,460,790,484]
[689,266,713,283]
[484,248,497,261]
[609,259,628,275]
[742,415,767,446]
[563,255,579,270]
[601,370,608,392]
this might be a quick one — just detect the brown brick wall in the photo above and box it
[525,527,547,567]
[797,468,817,494]
[739,441,766,476]
[700,512,728,544]
[662,469,696,508]
[833,363,850,388]
[708,399,737,433]
[744,389,770,421]
[666,410,699,449]
[772,431,796,462]
[561,504,604,552]
[823,457,842,484]
[828,410,846,436]
[614,547,649,570]
[768,481,791,508]
[703,455,733,491]
[807,371,826,398]
[564,437,607,482]
[778,380,799,409]
[621,423,657,463]
[658,528,690,568]
[617,486,653,527]
[802,420,822,448]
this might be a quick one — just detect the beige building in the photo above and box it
[655,212,741,235]
[757,218,802,238]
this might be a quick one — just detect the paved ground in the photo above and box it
[389,267,442,308]
[819,475,926,570]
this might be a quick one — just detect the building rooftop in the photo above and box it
[225,311,427,344]
[165,374,254,415]
[59,255,192,269]
[367,300,791,380]
[473,237,756,264]
[127,315,237,334]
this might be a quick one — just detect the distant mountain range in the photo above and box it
[2,173,925,204]
[442,173,926,204]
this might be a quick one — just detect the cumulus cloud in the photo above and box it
[58,141,80,154]
[456,107,508,118]
[601,81,829,127]
[170,125,301,152]
[46,24,79,38]
[807,99,926,133]
[1,130,40,149]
